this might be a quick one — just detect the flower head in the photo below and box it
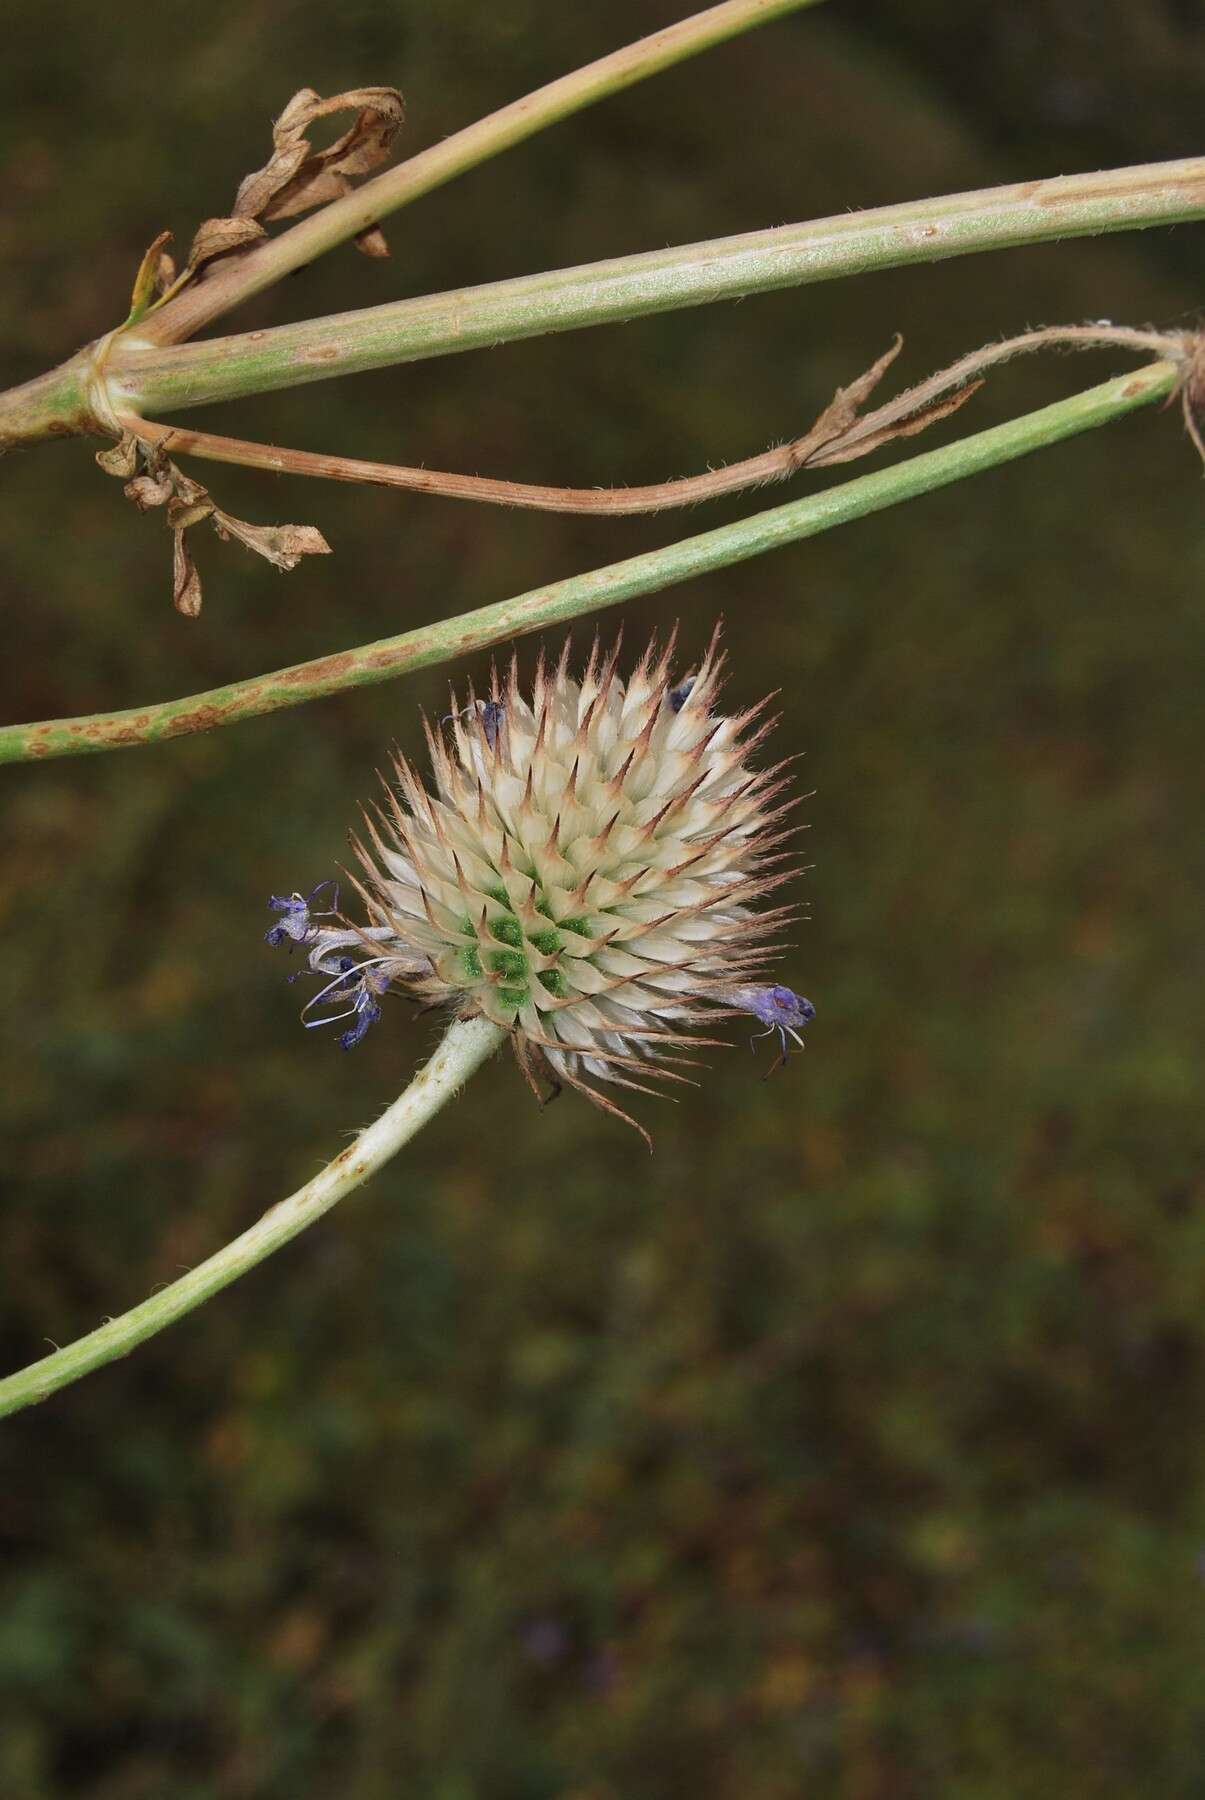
[268,630,812,1139]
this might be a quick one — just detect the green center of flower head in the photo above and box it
[457,884,577,1012]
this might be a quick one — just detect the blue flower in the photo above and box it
[727,982,816,1073]
[264,879,338,948]
[301,957,392,1051]
[266,881,413,1050]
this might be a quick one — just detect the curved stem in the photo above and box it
[142,0,826,346]
[0,359,1179,765]
[118,324,1180,513]
[110,158,1205,417]
[0,1015,504,1418]
[121,410,850,515]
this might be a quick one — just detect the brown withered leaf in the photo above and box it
[172,530,203,617]
[182,215,267,279]
[354,224,390,259]
[98,433,330,615]
[231,92,314,219]
[212,511,332,570]
[166,467,212,509]
[124,472,176,511]
[180,84,403,281]
[95,434,141,479]
[251,87,404,221]
[167,495,216,532]
[809,381,984,468]
[227,86,403,258]
[808,335,904,447]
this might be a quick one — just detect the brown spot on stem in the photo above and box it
[163,703,238,738]
[92,722,149,746]
[365,644,419,671]
[279,651,357,686]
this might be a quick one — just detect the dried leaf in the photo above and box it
[169,468,212,508]
[809,381,984,468]
[808,336,904,447]
[125,229,173,325]
[212,510,332,569]
[167,496,215,532]
[99,428,331,613]
[95,434,140,479]
[178,83,402,284]
[354,224,390,259]
[229,85,403,227]
[231,139,312,222]
[172,529,203,617]
[124,472,175,511]
[183,215,266,278]
[256,87,404,222]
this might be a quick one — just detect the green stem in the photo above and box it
[0,1016,504,1418]
[0,348,99,452]
[110,159,1205,417]
[142,0,827,346]
[1,360,1178,766]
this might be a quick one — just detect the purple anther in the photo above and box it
[443,698,506,749]
[339,993,382,1051]
[480,699,506,749]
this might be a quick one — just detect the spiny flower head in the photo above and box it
[268,629,813,1140]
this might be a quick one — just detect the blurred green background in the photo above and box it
[3,2,1205,1794]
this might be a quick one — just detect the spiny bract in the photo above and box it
[269,629,812,1139]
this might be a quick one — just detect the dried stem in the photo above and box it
[115,335,973,515]
[1,359,1178,765]
[118,325,1183,516]
[108,158,1205,420]
[0,1015,505,1418]
[130,415,840,513]
[141,0,827,346]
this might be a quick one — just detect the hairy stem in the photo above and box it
[117,325,1182,512]
[107,158,1205,419]
[120,411,861,515]
[0,1015,504,1418]
[142,0,827,346]
[1,360,1178,765]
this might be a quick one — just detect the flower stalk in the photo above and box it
[0,1014,504,1419]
